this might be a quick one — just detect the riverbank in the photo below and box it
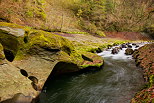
[131,43,154,103]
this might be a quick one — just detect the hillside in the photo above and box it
[1,0,154,35]
[0,0,80,32]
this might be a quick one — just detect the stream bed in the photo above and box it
[39,43,146,103]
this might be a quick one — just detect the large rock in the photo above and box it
[111,47,119,54]
[0,22,104,102]
[125,48,134,55]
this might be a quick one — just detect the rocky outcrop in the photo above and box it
[131,43,154,103]
[0,22,104,102]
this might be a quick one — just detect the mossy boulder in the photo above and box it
[0,22,104,102]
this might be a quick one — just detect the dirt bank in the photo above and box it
[131,43,154,103]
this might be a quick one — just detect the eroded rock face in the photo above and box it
[0,26,24,62]
[0,26,25,37]
[0,22,104,102]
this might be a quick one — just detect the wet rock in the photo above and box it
[121,44,127,48]
[135,45,139,48]
[132,43,136,46]
[126,42,131,45]
[118,46,122,50]
[111,48,119,54]
[127,45,132,48]
[132,49,139,59]
[125,48,134,55]
[96,48,102,53]
[107,45,112,49]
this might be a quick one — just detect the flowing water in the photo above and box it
[39,43,146,103]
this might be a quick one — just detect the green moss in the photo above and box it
[0,30,19,56]
[28,30,74,52]
[73,39,128,53]
[25,10,34,18]
[36,0,46,5]
[0,44,5,60]
[0,22,23,28]
[149,75,154,87]
[35,10,47,20]
[152,99,154,103]
[96,31,106,37]
[23,0,47,20]
[112,40,128,46]
[78,51,103,69]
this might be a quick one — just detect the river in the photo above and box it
[39,43,145,103]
